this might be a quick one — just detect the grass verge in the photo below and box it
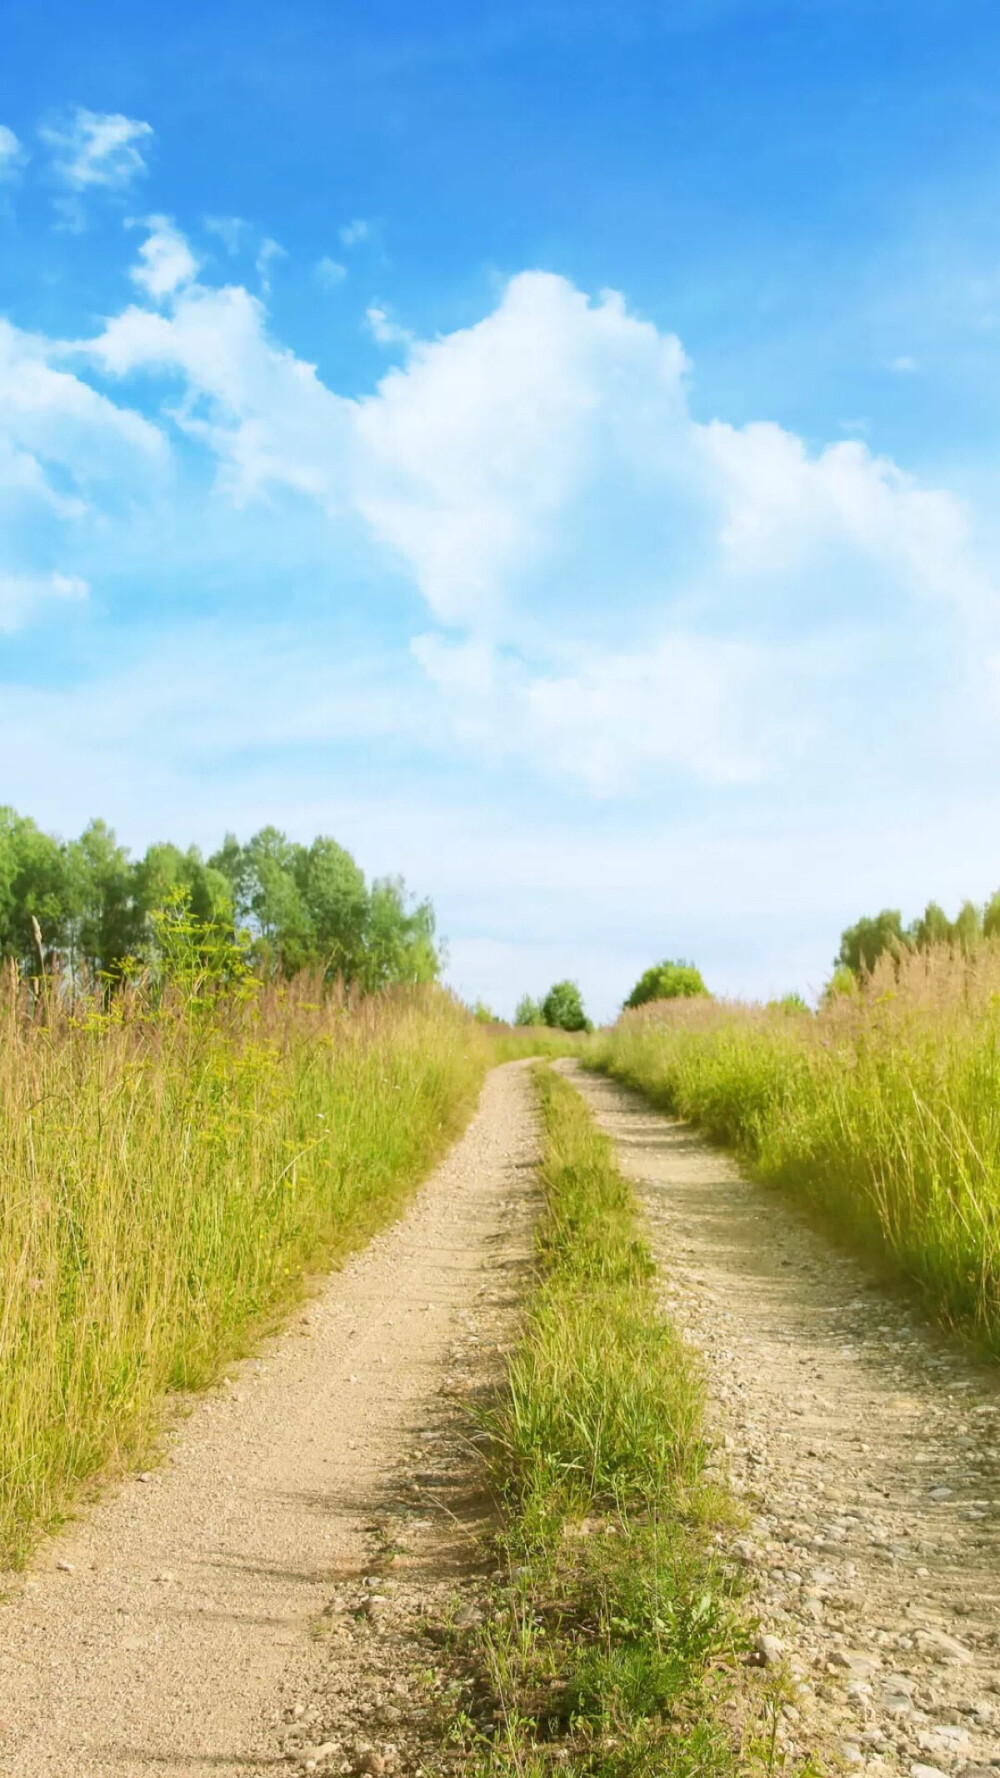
[450,1065,797,1778]
[587,943,1000,1352]
[0,975,485,1568]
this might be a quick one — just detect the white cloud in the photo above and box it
[204,215,248,254]
[40,107,153,190]
[339,218,370,248]
[0,317,166,507]
[0,124,24,180]
[414,630,763,791]
[83,284,352,507]
[316,256,347,289]
[255,236,286,293]
[891,355,918,373]
[47,259,997,790]
[0,570,87,632]
[130,215,198,300]
[365,304,413,347]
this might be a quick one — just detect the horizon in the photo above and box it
[4,1,1000,1023]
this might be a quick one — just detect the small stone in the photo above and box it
[914,1628,974,1666]
[910,1766,949,1778]
[55,1559,74,1573]
[928,1487,954,1501]
[355,1755,384,1777]
[828,1649,879,1677]
[754,1632,785,1666]
[137,1472,154,1483]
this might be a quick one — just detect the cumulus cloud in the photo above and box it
[33,256,995,787]
[0,570,87,632]
[40,107,153,190]
[130,216,198,300]
[83,283,352,508]
[0,124,24,180]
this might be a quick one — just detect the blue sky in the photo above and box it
[3,0,1000,1017]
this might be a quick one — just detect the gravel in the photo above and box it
[0,1062,538,1778]
[564,1061,1000,1778]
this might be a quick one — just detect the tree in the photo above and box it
[0,808,71,972]
[624,959,707,1009]
[541,980,590,1032]
[514,994,543,1027]
[836,909,907,978]
[359,876,441,991]
[985,891,1000,940]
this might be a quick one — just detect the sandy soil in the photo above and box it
[564,1061,1000,1777]
[0,1061,537,1778]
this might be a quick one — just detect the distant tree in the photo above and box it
[624,959,707,1009]
[909,901,953,951]
[471,999,498,1024]
[768,992,810,1014]
[952,899,983,955]
[836,909,908,978]
[0,807,71,972]
[541,980,590,1032]
[358,876,441,992]
[984,890,1000,940]
[514,994,543,1027]
[293,836,368,981]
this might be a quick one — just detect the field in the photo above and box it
[0,964,486,1568]
[589,940,1000,1350]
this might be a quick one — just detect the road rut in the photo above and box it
[564,1062,1000,1776]
[0,1062,536,1778]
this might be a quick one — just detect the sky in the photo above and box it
[3,0,1000,1019]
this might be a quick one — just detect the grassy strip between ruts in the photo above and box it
[449,1064,809,1778]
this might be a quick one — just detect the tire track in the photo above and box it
[563,1061,1000,1777]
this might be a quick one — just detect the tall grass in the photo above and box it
[458,1067,772,1778]
[590,942,1000,1349]
[0,965,485,1567]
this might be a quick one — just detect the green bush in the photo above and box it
[624,958,707,1009]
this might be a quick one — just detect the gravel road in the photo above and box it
[0,1062,536,1778]
[564,1062,1000,1777]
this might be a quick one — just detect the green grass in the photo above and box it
[456,1065,795,1778]
[0,974,486,1568]
[588,942,1000,1351]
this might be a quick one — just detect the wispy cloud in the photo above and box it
[339,217,370,248]
[255,236,286,292]
[316,255,347,290]
[204,215,248,254]
[0,571,88,632]
[364,304,413,347]
[39,106,153,191]
[0,124,25,181]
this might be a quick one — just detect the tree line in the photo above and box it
[836,891,1000,981]
[0,808,441,990]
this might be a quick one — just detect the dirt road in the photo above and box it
[564,1062,1000,1775]
[0,1063,536,1778]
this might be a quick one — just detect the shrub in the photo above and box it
[624,959,707,1009]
